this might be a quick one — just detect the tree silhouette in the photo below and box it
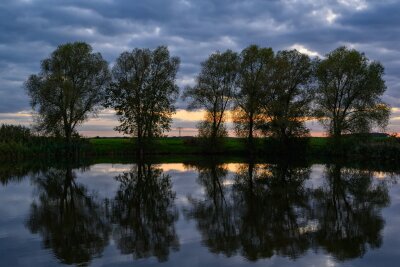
[185,161,239,256]
[186,161,312,260]
[106,46,180,153]
[232,162,312,260]
[260,50,314,146]
[0,162,35,185]
[111,162,179,262]
[233,45,274,148]
[26,166,110,266]
[183,50,239,148]
[25,42,110,146]
[315,46,389,145]
[313,164,390,261]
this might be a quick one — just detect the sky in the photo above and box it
[0,0,400,137]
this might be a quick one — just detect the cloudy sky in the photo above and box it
[0,0,399,136]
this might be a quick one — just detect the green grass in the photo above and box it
[88,136,317,156]
[88,137,250,155]
[308,137,328,147]
[87,136,395,157]
[89,137,134,154]
[2,134,398,162]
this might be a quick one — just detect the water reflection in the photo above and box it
[26,165,110,266]
[233,162,312,260]
[186,161,390,262]
[0,160,394,266]
[0,162,42,185]
[185,161,239,256]
[186,161,313,260]
[110,162,179,262]
[312,164,390,260]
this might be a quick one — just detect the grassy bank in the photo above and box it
[86,135,400,162]
[87,136,349,157]
[2,133,400,162]
[88,137,248,155]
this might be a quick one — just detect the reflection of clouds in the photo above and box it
[0,163,400,266]
[86,164,133,174]
[89,163,200,174]
[306,164,326,188]
[298,219,320,235]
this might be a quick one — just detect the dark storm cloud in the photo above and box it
[0,0,399,127]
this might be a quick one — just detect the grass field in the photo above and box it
[88,136,328,156]
[88,137,246,155]
[1,134,396,162]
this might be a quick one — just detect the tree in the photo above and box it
[233,45,274,147]
[25,42,110,145]
[315,46,390,142]
[260,50,314,144]
[106,46,180,151]
[183,50,239,146]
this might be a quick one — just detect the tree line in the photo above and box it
[25,42,390,152]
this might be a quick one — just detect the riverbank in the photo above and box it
[2,135,400,162]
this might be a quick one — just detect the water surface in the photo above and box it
[0,160,399,266]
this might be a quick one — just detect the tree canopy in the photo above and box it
[183,50,239,144]
[25,42,110,143]
[106,46,180,149]
[233,45,274,145]
[261,49,314,143]
[315,46,390,139]
[23,43,392,149]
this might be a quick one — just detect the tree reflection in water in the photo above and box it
[111,162,179,262]
[185,161,239,256]
[187,161,390,262]
[313,164,390,261]
[186,161,312,260]
[19,160,391,265]
[233,162,312,260]
[26,165,110,266]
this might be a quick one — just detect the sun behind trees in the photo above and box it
[260,49,314,144]
[184,45,316,151]
[183,50,239,150]
[186,44,388,152]
[24,42,390,155]
[233,45,274,148]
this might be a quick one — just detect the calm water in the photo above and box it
[1,160,399,266]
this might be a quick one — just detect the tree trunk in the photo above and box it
[280,126,289,153]
[64,124,72,157]
[332,126,342,155]
[248,114,254,152]
[212,116,218,148]
[137,133,144,158]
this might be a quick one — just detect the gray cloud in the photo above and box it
[0,0,399,133]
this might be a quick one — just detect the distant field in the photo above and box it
[0,135,397,161]
[89,137,246,154]
[88,136,329,155]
